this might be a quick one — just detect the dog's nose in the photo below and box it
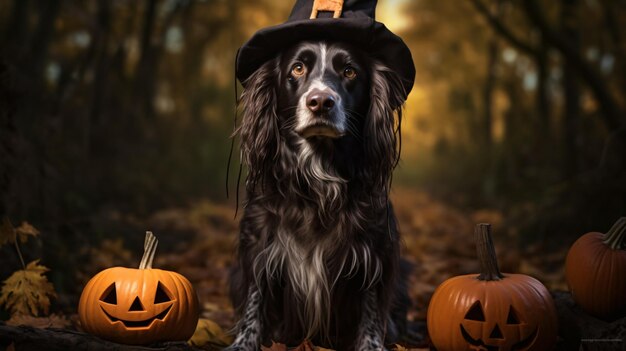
[306,90,335,114]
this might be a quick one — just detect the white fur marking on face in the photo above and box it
[294,43,347,138]
[295,80,339,131]
[320,43,327,74]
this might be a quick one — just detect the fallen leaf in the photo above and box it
[261,341,288,351]
[15,222,40,243]
[188,318,233,347]
[0,260,56,316]
[292,340,315,351]
[7,313,70,328]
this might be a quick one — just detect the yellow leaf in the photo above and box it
[188,318,233,347]
[292,341,315,351]
[0,260,56,316]
[0,217,17,246]
[15,222,40,244]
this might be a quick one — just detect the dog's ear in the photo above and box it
[238,58,280,191]
[364,62,406,191]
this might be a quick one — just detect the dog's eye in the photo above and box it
[291,63,305,77]
[343,66,357,79]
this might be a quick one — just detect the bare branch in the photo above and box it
[600,0,626,94]
[523,0,624,130]
[469,0,539,56]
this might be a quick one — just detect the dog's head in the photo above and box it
[278,42,369,140]
[238,41,406,196]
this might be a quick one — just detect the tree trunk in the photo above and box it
[88,0,113,153]
[535,38,551,150]
[2,0,30,59]
[0,62,17,219]
[481,0,509,154]
[600,0,626,98]
[24,0,61,78]
[523,0,624,132]
[483,32,498,153]
[560,0,582,177]
[502,75,523,184]
[134,0,159,122]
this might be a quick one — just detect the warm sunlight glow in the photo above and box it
[376,0,412,32]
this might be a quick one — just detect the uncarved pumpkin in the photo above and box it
[427,224,558,351]
[78,232,199,345]
[565,217,626,320]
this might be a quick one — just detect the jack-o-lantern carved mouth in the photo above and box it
[100,304,172,328]
[459,301,539,351]
[460,324,538,351]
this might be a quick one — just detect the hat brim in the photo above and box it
[236,17,415,102]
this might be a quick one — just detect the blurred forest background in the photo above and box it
[0,0,625,344]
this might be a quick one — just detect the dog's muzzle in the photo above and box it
[296,88,345,139]
[298,122,345,139]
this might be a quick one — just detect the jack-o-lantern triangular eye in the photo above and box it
[465,301,485,321]
[154,281,172,304]
[507,306,520,324]
[100,283,117,304]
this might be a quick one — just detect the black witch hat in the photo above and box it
[236,0,415,101]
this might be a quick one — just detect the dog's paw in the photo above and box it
[355,339,389,351]
[223,342,261,351]
[359,347,390,351]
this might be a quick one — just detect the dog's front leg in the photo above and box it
[226,287,262,351]
[355,290,387,351]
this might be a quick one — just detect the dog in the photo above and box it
[228,40,408,351]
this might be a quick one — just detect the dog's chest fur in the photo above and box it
[250,199,383,339]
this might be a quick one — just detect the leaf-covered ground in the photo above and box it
[138,188,568,348]
[2,187,570,349]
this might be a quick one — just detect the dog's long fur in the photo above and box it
[229,41,408,351]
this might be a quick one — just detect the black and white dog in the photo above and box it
[228,41,408,351]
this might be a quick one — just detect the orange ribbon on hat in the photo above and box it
[310,0,344,19]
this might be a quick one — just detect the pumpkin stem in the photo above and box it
[603,217,626,250]
[139,231,158,269]
[475,223,504,281]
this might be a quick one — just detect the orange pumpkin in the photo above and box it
[427,224,558,351]
[565,217,626,320]
[78,232,199,345]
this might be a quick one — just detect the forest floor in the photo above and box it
[116,187,569,348]
[2,187,573,349]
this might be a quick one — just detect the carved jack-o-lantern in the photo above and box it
[427,224,558,351]
[78,232,199,345]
